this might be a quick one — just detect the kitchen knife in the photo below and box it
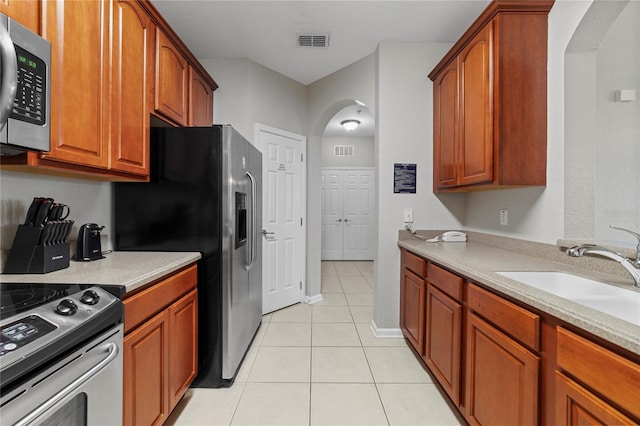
[32,198,53,227]
[51,222,63,245]
[39,222,54,245]
[62,220,74,243]
[23,197,44,226]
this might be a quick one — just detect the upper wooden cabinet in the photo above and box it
[155,28,189,126]
[429,1,553,192]
[1,0,39,33]
[0,0,217,180]
[41,0,110,170]
[110,0,154,176]
[189,67,213,126]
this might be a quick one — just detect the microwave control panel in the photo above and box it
[10,45,46,126]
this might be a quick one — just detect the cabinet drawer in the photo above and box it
[427,263,463,301]
[557,327,640,420]
[124,265,198,333]
[467,283,540,351]
[404,250,427,278]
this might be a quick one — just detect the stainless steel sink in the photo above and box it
[495,271,640,326]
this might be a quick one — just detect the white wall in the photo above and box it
[0,171,112,257]
[307,54,377,298]
[375,42,465,330]
[200,59,307,144]
[321,136,374,167]
[594,1,640,246]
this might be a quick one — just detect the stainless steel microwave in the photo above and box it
[0,13,50,156]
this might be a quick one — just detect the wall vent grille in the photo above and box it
[334,145,355,156]
[297,33,330,48]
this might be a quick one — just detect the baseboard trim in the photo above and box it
[304,293,323,305]
[370,320,404,339]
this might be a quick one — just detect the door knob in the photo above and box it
[337,219,343,222]
[344,218,350,223]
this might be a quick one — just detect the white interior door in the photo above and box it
[257,124,306,314]
[343,170,375,260]
[321,171,344,260]
[321,168,375,261]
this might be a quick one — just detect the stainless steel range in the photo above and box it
[0,284,123,425]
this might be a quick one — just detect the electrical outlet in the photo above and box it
[403,208,413,223]
[499,209,509,226]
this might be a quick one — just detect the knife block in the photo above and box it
[3,225,70,274]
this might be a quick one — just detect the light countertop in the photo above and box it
[0,251,201,295]
[398,232,640,355]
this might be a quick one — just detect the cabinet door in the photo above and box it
[400,268,425,354]
[188,67,213,126]
[155,29,188,125]
[465,312,539,426]
[458,23,493,186]
[110,0,153,176]
[433,60,459,190]
[123,310,169,426]
[168,289,198,410]
[424,284,462,406]
[555,371,637,426]
[41,0,109,168]
[0,0,39,33]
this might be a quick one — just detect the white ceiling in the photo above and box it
[151,1,491,86]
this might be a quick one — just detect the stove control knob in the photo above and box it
[80,290,100,305]
[55,299,78,316]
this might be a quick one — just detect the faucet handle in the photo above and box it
[610,226,640,259]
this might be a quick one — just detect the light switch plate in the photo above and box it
[499,209,509,226]
[403,208,413,223]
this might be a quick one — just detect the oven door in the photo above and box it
[0,325,123,426]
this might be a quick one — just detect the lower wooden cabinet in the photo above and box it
[465,312,539,426]
[169,290,198,409]
[424,283,462,406]
[555,371,636,425]
[555,327,640,423]
[400,267,426,354]
[124,309,169,426]
[399,247,640,425]
[123,265,198,426]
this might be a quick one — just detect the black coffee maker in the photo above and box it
[76,223,105,261]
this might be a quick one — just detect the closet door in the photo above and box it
[343,169,375,260]
[321,168,375,261]
[321,170,344,260]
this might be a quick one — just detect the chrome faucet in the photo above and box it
[566,226,640,287]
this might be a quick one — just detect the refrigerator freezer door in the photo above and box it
[221,127,263,380]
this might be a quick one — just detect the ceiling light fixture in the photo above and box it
[341,119,360,131]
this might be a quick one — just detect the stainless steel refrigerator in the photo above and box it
[113,125,262,387]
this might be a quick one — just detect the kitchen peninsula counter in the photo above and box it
[0,251,201,295]
[398,231,640,355]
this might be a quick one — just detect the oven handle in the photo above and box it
[14,342,119,426]
[0,19,17,132]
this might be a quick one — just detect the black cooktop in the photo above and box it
[0,285,71,320]
[0,283,126,321]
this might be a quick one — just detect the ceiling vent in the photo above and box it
[297,33,330,48]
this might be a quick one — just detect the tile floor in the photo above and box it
[165,261,462,426]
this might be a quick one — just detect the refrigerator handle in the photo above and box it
[246,171,257,271]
